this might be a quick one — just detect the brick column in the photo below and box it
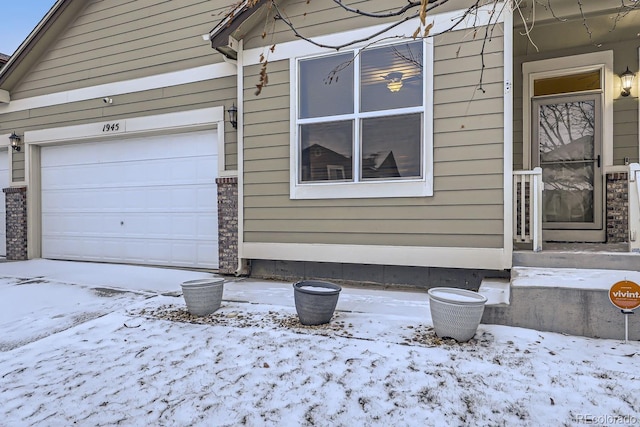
[216,177,238,275]
[3,186,28,260]
[606,172,628,243]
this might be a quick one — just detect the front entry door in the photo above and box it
[532,94,605,242]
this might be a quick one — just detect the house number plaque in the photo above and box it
[102,123,121,132]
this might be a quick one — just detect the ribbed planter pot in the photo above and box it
[293,280,342,326]
[428,287,487,342]
[181,278,225,316]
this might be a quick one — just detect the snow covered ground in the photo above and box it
[1,260,639,426]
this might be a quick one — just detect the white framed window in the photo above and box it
[290,39,434,199]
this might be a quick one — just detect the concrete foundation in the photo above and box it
[250,259,509,290]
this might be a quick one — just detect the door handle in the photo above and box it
[596,155,600,168]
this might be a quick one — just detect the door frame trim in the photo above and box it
[522,51,614,171]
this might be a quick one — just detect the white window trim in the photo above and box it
[289,40,434,199]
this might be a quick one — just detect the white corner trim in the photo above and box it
[1,136,13,186]
[216,123,228,176]
[0,62,236,115]
[522,51,614,169]
[242,242,509,270]
[244,2,506,66]
[0,133,9,149]
[25,107,224,145]
[0,89,9,104]
[502,5,514,269]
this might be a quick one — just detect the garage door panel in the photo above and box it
[42,157,217,190]
[41,130,219,268]
[43,212,217,239]
[41,133,216,167]
[44,234,218,268]
[43,185,216,214]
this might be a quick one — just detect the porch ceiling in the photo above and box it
[514,0,640,55]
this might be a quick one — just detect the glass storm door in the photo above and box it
[532,94,604,242]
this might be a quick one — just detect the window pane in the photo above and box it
[299,53,354,119]
[300,121,353,182]
[360,42,423,112]
[361,114,422,180]
[534,71,601,96]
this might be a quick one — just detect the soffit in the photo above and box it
[209,0,281,50]
[514,0,640,54]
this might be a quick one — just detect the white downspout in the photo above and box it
[235,39,250,276]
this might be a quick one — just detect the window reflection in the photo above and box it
[361,114,422,179]
[300,121,353,182]
[361,42,423,112]
[297,40,426,186]
[299,53,354,119]
[538,100,596,223]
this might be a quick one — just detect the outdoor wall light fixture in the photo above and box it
[8,131,21,152]
[385,72,404,93]
[619,66,635,97]
[227,103,238,129]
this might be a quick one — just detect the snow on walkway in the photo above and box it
[0,260,639,426]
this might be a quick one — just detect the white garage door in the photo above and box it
[41,130,219,269]
[0,149,8,257]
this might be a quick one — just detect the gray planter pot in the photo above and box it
[293,280,342,325]
[428,287,487,342]
[181,278,225,316]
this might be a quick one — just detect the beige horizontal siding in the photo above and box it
[614,98,639,164]
[244,189,505,209]
[2,77,237,180]
[242,26,505,249]
[244,204,503,220]
[244,0,481,49]
[12,0,231,99]
[245,218,503,235]
[11,151,25,182]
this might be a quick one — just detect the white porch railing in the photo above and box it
[513,167,543,252]
[629,163,640,253]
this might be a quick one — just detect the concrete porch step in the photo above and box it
[478,278,510,307]
[513,250,640,271]
[482,267,640,340]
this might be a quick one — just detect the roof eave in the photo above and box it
[0,0,71,91]
[209,0,268,59]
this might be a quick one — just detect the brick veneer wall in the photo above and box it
[606,172,628,243]
[3,187,28,260]
[216,177,238,275]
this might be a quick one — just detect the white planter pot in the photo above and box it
[181,278,225,316]
[428,287,487,342]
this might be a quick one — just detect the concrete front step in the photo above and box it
[478,278,510,307]
[513,250,640,271]
[482,267,640,340]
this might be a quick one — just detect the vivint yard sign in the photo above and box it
[609,280,640,343]
[609,280,640,311]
